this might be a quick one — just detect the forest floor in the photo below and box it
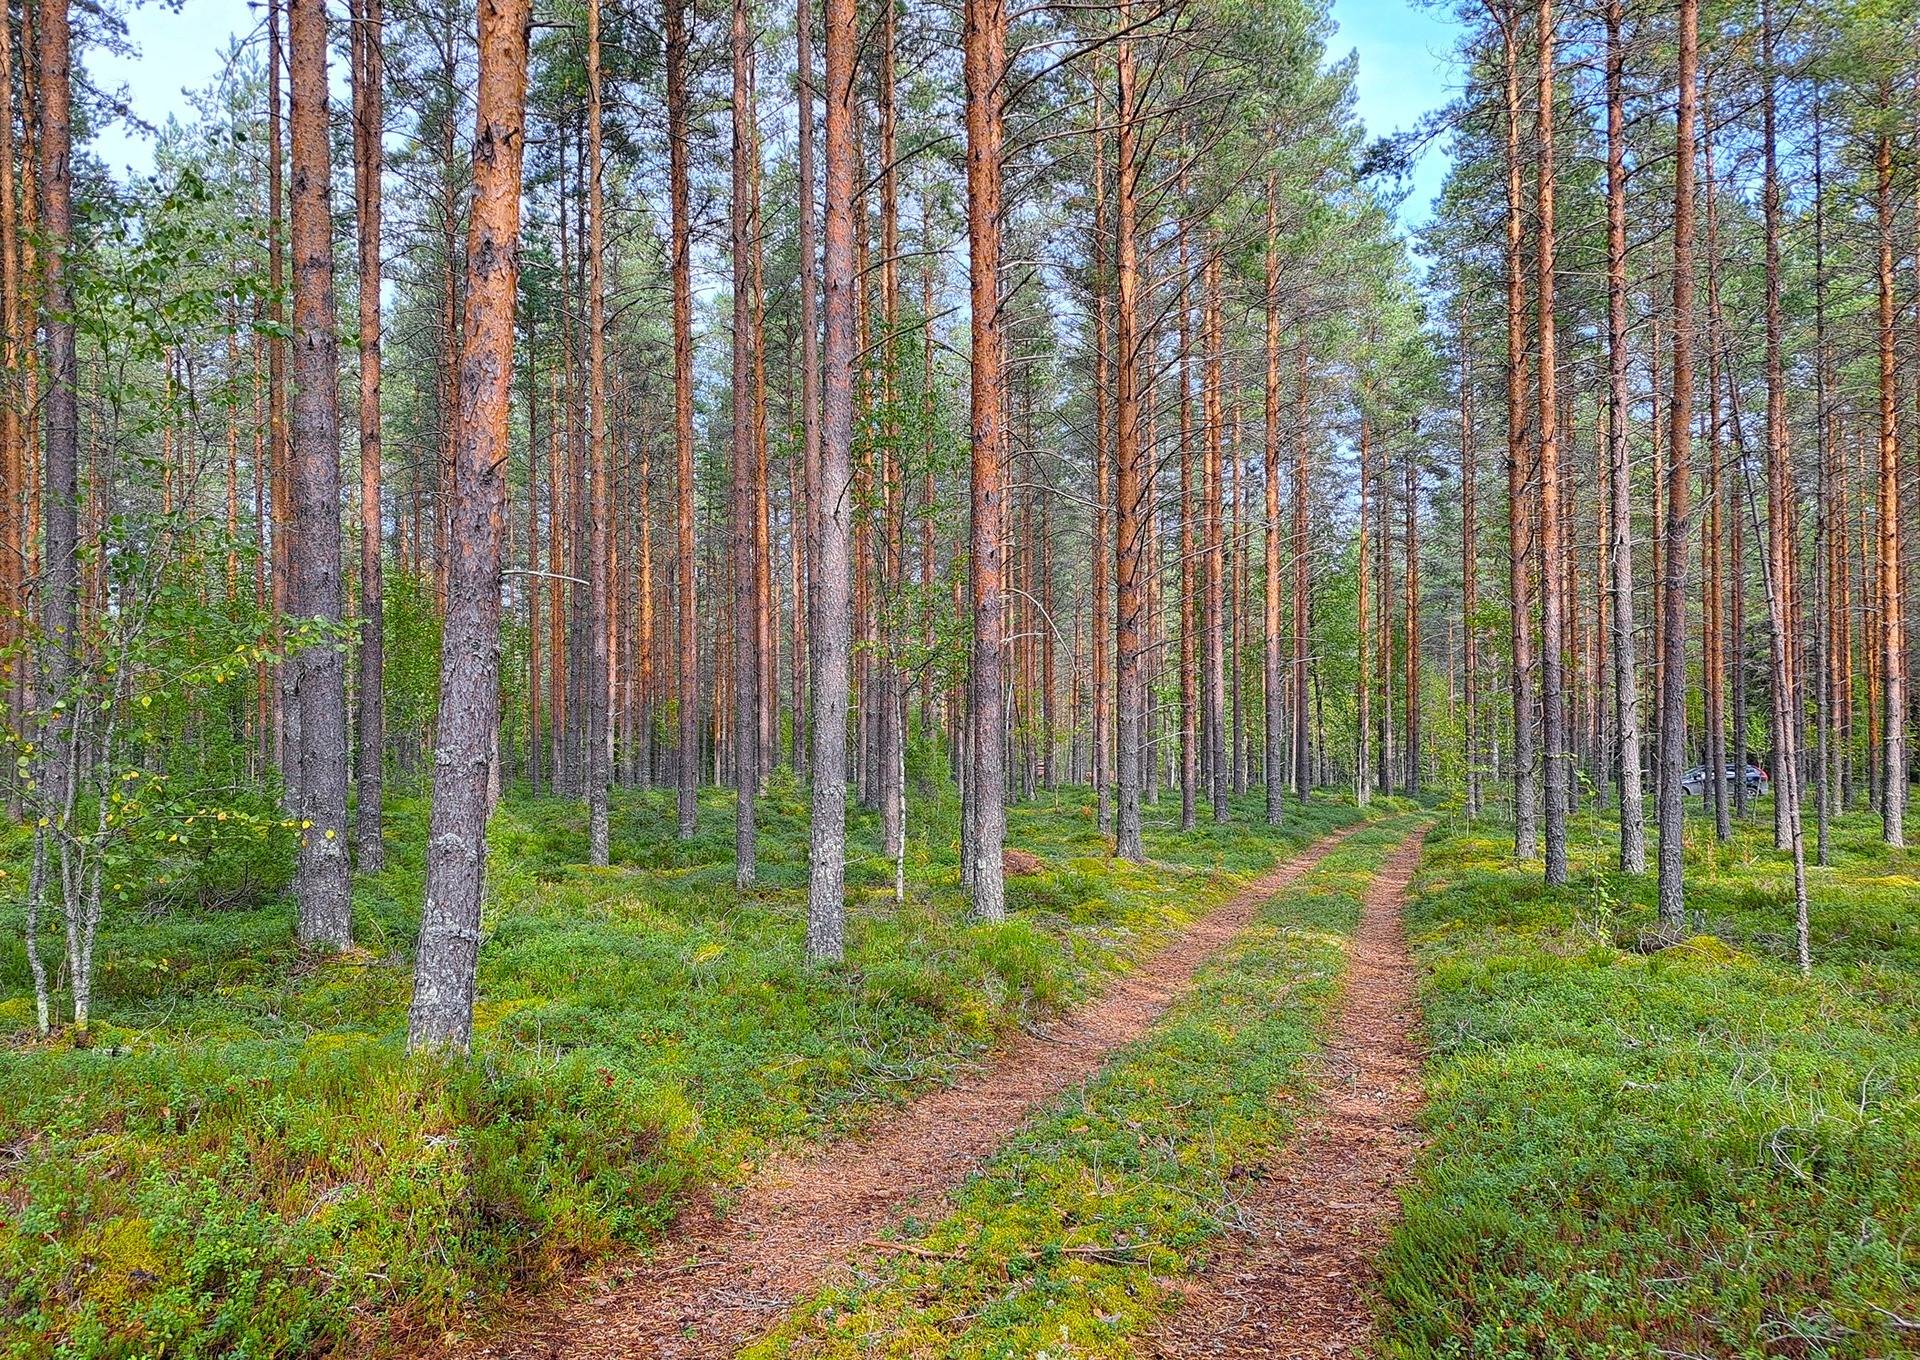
[740,816,1432,1358]
[7,790,1916,1360]
[1378,804,1920,1358]
[0,779,1389,1359]
[446,820,1373,1360]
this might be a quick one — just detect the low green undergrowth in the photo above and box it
[1379,804,1920,1359]
[742,814,1428,1360]
[0,781,1362,1359]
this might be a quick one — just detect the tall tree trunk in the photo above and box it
[288,0,352,948]
[1291,338,1311,799]
[1812,88,1834,863]
[1203,255,1228,822]
[1093,106,1113,832]
[796,0,820,775]
[1404,417,1421,797]
[407,0,532,1052]
[669,0,699,838]
[1177,213,1197,830]
[1605,0,1645,872]
[1536,0,1567,884]
[1357,406,1372,805]
[1758,0,1809,969]
[731,0,760,884]
[1262,177,1283,825]
[963,0,1007,918]
[1702,98,1731,841]
[1657,0,1698,931]
[32,0,80,1011]
[1876,125,1905,846]
[1459,292,1480,819]
[0,1,22,794]
[806,0,856,960]
[351,0,385,868]
[1502,5,1538,861]
[1111,25,1146,863]
[269,0,293,785]
[586,0,612,864]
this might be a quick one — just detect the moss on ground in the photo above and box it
[1379,803,1920,1359]
[0,781,1362,1358]
[741,815,1428,1359]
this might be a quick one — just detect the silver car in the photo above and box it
[1680,762,1770,797]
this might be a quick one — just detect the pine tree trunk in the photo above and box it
[1111,28,1146,863]
[1177,216,1197,831]
[1357,405,1372,805]
[1502,6,1537,861]
[351,0,385,869]
[1876,127,1906,846]
[1604,0,1645,872]
[1536,0,1567,884]
[586,0,612,866]
[1404,417,1421,798]
[1261,178,1283,826]
[796,0,819,778]
[407,0,531,1051]
[1291,338,1311,799]
[1203,255,1227,822]
[806,0,857,960]
[287,0,353,948]
[731,0,760,885]
[963,0,1007,918]
[669,0,699,838]
[1459,293,1480,820]
[1092,106,1113,833]
[1759,0,1809,968]
[32,0,80,967]
[1657,0,1698,931]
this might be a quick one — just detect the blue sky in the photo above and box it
[94,0,1461,224]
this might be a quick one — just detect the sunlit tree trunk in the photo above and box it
[1093,101,1113,833]
[669,0,699,838]
[287,0,352,947]
[730,0,760,884]
[0,4,21,797]
[1111,24,1146,863]
[1459,292,1480,820]
[796,0,820,775]
[1657,0,1698,932]
[1536,0,1567,885]
[351,0,385,868]
[1875,124,1905,846]
[963,0,1008,918]
[1291,338,1310,799]
[407,0,532,1052]
[1404,415,1421,798]
[1604,0,1645,872]
[1176,212,1197,831]
[1203,254,1227,822]
[1758,0,1809,970]
[586,0,614,861]
[806,0,857,960]
[1261,177,1283,826]
[1357,405,1372,806]
[1502,6,1537,861]
[30,0,79,1029]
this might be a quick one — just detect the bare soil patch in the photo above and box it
[1146,828,1428,1360]
[443,825,1362,1360]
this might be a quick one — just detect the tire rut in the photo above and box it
[1145,827,1428,1360]
[442,824,1365,1360]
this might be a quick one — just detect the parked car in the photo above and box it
[1680,762,1770,797]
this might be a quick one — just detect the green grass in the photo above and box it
[0,777,1361,1359]
[1380,801,1920,1359]
[740,814,1429,1359]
